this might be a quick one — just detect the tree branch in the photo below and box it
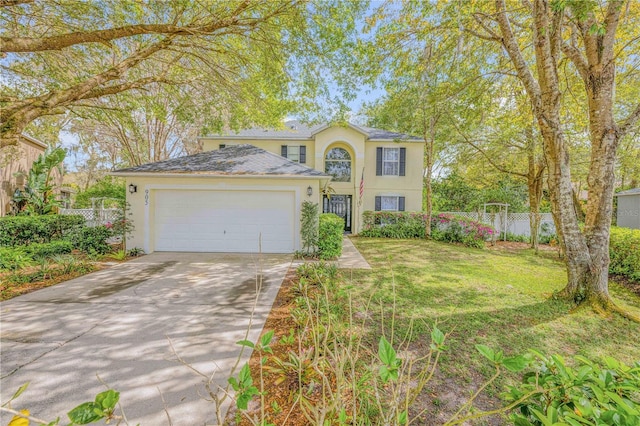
[0,1,256,52]
[450,119,528,178]
[618,102,640,137]
[494,0,542,108]
[0,0,33,7]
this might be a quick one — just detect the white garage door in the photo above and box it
[154,190,295,253]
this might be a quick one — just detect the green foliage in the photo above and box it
[433,173,529,213]
[609,226,640,282]
[360,211,426,238]
[73,176,125,208]
[503,352,640,426]
[475,345,528,372]
[228,363,260,411]
[300,201,319,255]
[127,247,144,257]
[66,226,112,255]
[2,383,120,425]
[296,261,338,287]
[378,336,401,383]
[318,213,343,260]
[67,389,120,424]
[23,240,73,259]
[505,232,530,243]
[11,146,66,215]
[0,215,85,246]
[0,247,32,271]
[361,211,495,248]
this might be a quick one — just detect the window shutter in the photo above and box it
[299,145,306,163]
[399,196,405,211]
[375,196,381,211]
[281,145,288,157]
[219,144,226,149]
[399,148,406,176]
[376,147,383,176]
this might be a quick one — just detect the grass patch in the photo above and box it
[348,237,640,414]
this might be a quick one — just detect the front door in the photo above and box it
[323,194,352,232]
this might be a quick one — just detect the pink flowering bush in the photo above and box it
[431,213,494,248]
[361,211,494,249]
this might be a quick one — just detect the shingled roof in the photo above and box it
[112,144,329,177]
[200,120,423,142]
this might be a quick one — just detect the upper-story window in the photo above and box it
[376,147,406,176]
[281,145,306,163]
[325,147,351,182]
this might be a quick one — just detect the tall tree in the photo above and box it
[466,0,640,317]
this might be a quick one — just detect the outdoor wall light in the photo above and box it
[307,185,313,197]
[128,183,137,194]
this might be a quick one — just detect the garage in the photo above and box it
[154,189,295,253]
[112,145,329,254]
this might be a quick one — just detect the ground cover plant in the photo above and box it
[229,238,640,424]
[0,214,142,301]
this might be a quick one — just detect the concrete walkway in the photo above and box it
[0,253,291,425]
[338,236,371,269]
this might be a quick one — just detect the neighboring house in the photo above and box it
[0,134,68,216]
[113,121,425,253]
[615,188,640,230]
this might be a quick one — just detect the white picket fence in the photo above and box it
[442,211,556,237]
[60,208,120,227]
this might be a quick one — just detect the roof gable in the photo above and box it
[112,144,328,178]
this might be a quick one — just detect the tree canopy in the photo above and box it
[0,0,362,149]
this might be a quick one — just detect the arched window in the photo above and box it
[325,148,351,182]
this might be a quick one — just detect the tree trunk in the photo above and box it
[424,116,435,238]
[525,125,545,252]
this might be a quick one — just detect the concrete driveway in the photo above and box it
[0,252,292,425]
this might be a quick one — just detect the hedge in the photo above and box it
[360,211,427,238]
[24,240,74,259]
[66,225,113,255]
[318,213,344,260]
[609,226,640,282]
[0,215,85,246]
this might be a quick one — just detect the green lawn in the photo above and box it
[348,237,640,388]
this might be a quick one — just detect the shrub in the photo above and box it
[360,211,426,238]
[318,213,343,260]
[300,201,319,255]
[430,213,494,249]
[67,225,112,254]
[24,240,74,259]
[609,226,640,281]
[0,247,32,271]
[0,215,85,246]
[503,352,640,426]
[505,232,529,243]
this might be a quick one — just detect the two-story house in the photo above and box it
[113,121,425,253]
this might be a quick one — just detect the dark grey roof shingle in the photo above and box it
[204,120,422,141]
[113,144,328,177]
